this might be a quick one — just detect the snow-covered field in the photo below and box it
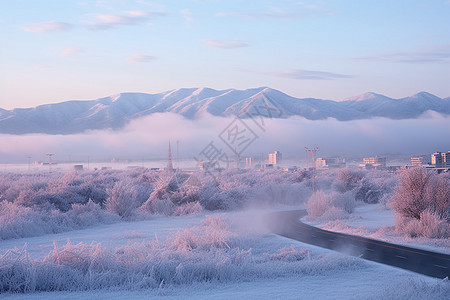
[0,167,448,298]
[1,210,448,299]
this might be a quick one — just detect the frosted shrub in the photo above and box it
[355,178,382,204]
[0,201,52,239]
[417,210,449,238]
[105,181,138,218]
[68,199,119,227]
[307,191,333,217]
[262,245,310,262]
[334,191,356,214]
[398,210,449,238]
[140,197,175,216]
[432,175,450,219]
[171,184,202,206]
[321,206,348,221]
[173,201,203,216]
[149,172,179,201]
[333,168,364,193]
[307,190,354,220]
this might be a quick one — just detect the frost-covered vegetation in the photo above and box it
[306,168,397,221]
[0,168,311,240]
[0,214,352,293]
[391,168,450,238]
[306,167,450,240]
[1,166,448,242]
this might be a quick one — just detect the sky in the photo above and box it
[1,0,450,109]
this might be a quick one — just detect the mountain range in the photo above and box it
[1,87,449,134]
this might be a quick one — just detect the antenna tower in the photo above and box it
[46,153,54,173]
[305,147,320,193]
[167,141,174,171]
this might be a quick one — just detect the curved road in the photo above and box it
[268,209,450,279]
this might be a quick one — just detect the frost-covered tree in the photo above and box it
[390,167,449,238]
[390,167,434,220]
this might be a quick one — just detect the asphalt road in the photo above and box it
[268,209,450,279]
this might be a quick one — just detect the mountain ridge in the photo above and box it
[1,87,449,134]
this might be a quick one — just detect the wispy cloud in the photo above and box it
[204,38,250,49]
[126,52,156,63]
[59,47,83,57]
[181,9,194,28]
[34,65,51,70]
[277,69,353,80]
[86,10,166,30]
[356,45,450,63]
[22,21,72,33]
[216,3,338,20]
[241,68,353,80]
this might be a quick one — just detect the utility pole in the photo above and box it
[305,147,320,193]
[46,153,54,173]
[176,140,179,170]
[167,141,174,171]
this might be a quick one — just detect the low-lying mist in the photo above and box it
[0,112,449,163]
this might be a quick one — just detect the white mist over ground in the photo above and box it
[0,112,449,163]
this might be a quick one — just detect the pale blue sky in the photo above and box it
[1,0,450,109]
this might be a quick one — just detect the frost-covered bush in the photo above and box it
[68,199,119,227]
[173,201,203,216]
[105,181,138,218]
[333,168,364,193]
[307,191,333,217]
[396,210,449,239]
[307,190,355,220]
[262,244,310,262]
[0,201,53,239]
[355,178,382,204]
[140,197,175,216]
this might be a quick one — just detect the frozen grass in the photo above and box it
[0,214,360,293]
[0,212,448,299]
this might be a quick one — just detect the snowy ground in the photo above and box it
[1,209,449,299]
[304,203,450,255]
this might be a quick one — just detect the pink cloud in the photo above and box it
[22,21,72,33]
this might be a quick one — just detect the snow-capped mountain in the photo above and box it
[1,87,449,134]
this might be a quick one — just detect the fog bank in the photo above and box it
[0,113,449,163]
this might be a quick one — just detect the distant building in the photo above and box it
[316,157,346,169]
[199,161,216,170]
[73,164,83,171]
[431,151,450,167]
[410,155,430,166]
[268,151,282,165]
[283,166,298,172]
[245,157,252,169]
[264,163,274,169]
[360,156,386,169]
